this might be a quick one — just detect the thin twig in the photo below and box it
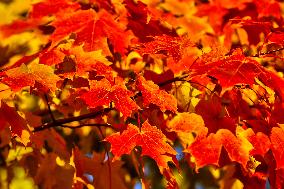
[44,94,56,123]
[188,80,214,93]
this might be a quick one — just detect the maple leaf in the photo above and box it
[195,2,228,34]
[254,0,281,19]
[226,19,272,45]
[221,89,253,119]
[270,126,284,169]
[0,19,41,38]
[143,70,174,91]
[69,46,113,79]
[3,62,60,92]
[105,121,177,170]
[0,102,31,146]
[0,102,29,137]
[159,0,214,40]
[35,153,75,189]
[80,79,112,108]
[28,0,80,19]
[258,70,284,100]
[168,113,206,135]
[195,95,237,134]
[124,0,177,42]
[139,35,192,62]
[50,9,131,54]
[191,49,266,88]
[267,31,284,45]
[167,112,207,147]
[39,48,66,66]
[49,9,96,46]
[73,148,128,189]
[81,78,138,118]
[75,10,132,54]
[31,129,69,159]
[248,131,271,156]
[137,75,177,113]
[187,127,254,170]
[0,0,80,38]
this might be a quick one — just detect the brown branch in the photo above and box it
[188,80,214,93]
[60,123,116,130]
[253,47,284,57]
[44,94,56,123]
[157,74,189,87]
[33,108,113,132]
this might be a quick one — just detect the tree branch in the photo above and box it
[157,74,189,87]
[60,123,116,130]
[44,94,56,123]
[33,108,113,132]
[253,47,284,57]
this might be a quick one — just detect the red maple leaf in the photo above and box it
[0,102,29,137]
[50,9,131,54]
[139,35,192,62]
[28,0,80,19]
[137,75,177,113]
[3,62,60,92]
[0,0,80,38]
[195,95,237,134]
[191,49,266,88]
[105,120,177,170]
[124,0,177,42]
[187,128,253,170]
[81,78,138,118]
[270,126,284,169]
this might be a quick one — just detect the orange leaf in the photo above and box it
[73,147,128,189]
[168,112,206,136]
[246,131,271,156]
[3,62,60,92]
[81,78,138,118]
[187,128,253,170]
[39,48,66,66]
[29,0,80,19]
[0,102,29,137]
[70,46,113,79]
[80,79,112,108]
[50,9,130,54]
[270,127,284,169]
[191,49,265,88]
[137,75,177,113]
[139,35,192,62]
[105,121,177,170]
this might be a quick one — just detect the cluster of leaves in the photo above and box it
[0,0,284,188]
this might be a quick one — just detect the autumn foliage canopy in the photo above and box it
[0,0,284,188]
